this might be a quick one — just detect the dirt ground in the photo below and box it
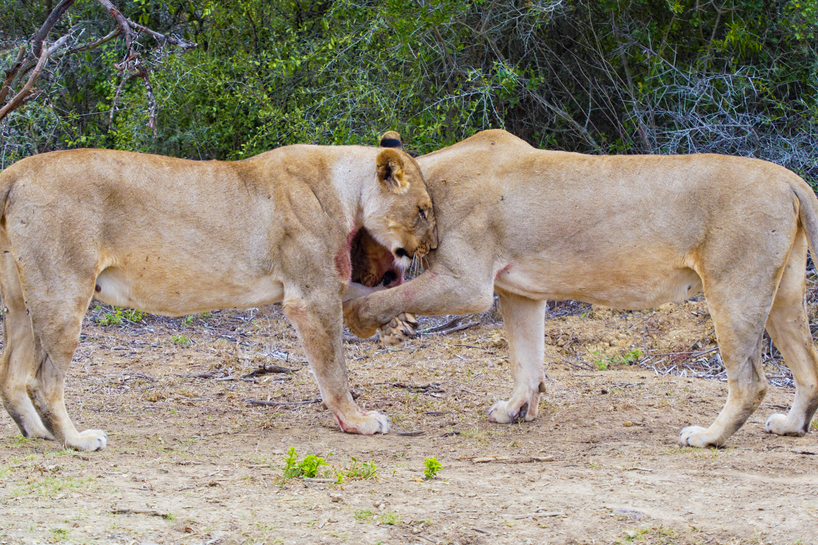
[1,296,817,545]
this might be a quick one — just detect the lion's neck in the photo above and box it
[329,148,377,232]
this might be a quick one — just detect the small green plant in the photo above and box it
[342,456,378,481]
[614,348,643,365]
[184,312,213,324]
[51,528,69,541]
[593,348,643,370]
[423,457,442,480]
[96,306,122,325]
[171,335,192,347]
[282,447,328,479]
[592,351,609,371]
[380,512,400,525]
[122,308,144,322]
[95,306,144,325]
[353,509,374,523]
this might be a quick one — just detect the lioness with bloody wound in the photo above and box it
[0,143,436,451]
[345,130,818,447]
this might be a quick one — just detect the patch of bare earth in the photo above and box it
[1,297,817,545]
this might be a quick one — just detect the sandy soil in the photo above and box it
[1,298,816,545]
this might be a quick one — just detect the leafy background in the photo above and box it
[2,0,818,185]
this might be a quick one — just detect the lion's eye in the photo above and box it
[419,208,427,220]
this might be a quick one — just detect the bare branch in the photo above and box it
[94,0,135,67]
[0,46,27,106]
[1,0,197,131]
[0,34,72,123]
[140,67,158,135]
[127,19,197,50]
[31,0,76,57]
[62,27,122,56]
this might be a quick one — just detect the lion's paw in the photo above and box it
[378,313,419,346]
[487,400,530,424]
[765,413,806,437]
[678,425,717,448]
[67,429,108,451]
[337,410,391,435]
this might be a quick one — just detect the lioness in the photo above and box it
[0,144,437,451]
[344,129,818,447]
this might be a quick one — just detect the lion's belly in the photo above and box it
[493,258,703,310]
[94,267,285,316]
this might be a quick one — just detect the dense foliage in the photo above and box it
[2,0,818,183]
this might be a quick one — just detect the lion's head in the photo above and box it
[364,147,437,270]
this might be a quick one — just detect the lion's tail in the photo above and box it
[790,174,818,262]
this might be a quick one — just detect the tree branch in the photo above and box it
[94,0,135,68]
[0,35,72,122]
[1,0,197,129]
[31,0,76,57]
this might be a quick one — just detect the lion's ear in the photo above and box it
[376,148,409,194]
[379,131,403,149]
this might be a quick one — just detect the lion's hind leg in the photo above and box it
[678,251,788,447]
[0,252,53,441]
[764,231,818,436]
[24,290,107,451]
[10,249,107,451]
[488,290,547,424]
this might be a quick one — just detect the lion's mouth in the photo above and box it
[350,228,404,289]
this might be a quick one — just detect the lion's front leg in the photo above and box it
[488,290,548,424]
[283,291,390,435]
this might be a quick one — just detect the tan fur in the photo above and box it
[0,144,437,451]
[345,129,818,447]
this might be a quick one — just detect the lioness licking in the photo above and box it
[0,143,436,451]
[345,129,818,447]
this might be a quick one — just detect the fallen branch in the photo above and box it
[390,382,445,395]
[111,507,170,518]
[647,347,719,358]
[506,511,566,519]
[424,316,464,333]
[245,398,321,406]
[470,455,555,464]
[242,364,298,378]
[561,357,592,371]
[422,316,480,336]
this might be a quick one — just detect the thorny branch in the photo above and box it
[0,0,197,127]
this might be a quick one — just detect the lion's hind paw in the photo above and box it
[66,429,108,451]
[765,413,807,436]
[336,410,392,435]
[488,400,530,424]
[678,425,720,448]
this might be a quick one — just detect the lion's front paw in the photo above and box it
[378,313,419,345]
[336,410,391,435]
[487,400,530,424]
[678,425,718,448]
[765,413,806,436]
[342,300,378,339]
[66,429,108,451]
